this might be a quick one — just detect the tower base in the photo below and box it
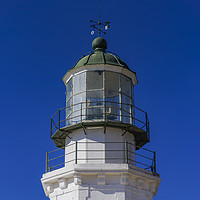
[41,163,160,200]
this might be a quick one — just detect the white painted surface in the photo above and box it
[65,127,135,165]
[41,163,160,200]
[63,64,138,87]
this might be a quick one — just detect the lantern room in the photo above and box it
[51,37,149,149]
[64,70,135,125]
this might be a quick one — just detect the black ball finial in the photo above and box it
[92,37,107,51]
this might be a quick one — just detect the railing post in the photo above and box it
[104,101,106,121]
[147,118,150,139]
[131,104,133,125]
[59,110,60,129]
[145,112,147,132]
[153,151,156,173]
[75,141,78,164]
[81,102,82,122]
[50,119,52,137]
[46,152,48,173]
[125,141,128,164]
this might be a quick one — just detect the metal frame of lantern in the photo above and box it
[51,69,150,149]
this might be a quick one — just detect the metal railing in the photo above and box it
[46,141,156,173]
[50,101,149,137]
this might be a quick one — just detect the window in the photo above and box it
[86,71,103,120]
[65,70,134,125]
[87,71,103,90]
[105,72,120,121]
[66,78,72,101]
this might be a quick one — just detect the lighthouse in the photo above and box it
[41,36,161,200]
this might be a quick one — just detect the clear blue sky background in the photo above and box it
[0,0,200,199]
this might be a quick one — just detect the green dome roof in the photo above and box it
[73,37,129,69]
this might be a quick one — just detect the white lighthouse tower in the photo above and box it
[41,36,161,200]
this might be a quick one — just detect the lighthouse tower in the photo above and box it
[41,37,161,200]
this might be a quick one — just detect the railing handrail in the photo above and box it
[46,141,156,173]
[52,100,143,112]
[50,100,150,137]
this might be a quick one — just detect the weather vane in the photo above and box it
[90,6,110,37]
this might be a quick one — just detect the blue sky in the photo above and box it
[0,0,200,199]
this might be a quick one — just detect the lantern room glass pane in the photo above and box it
[86,91,103,120]
[105,72,120,121]
[72,93,86,124]
[87,90,103,101]
[121,94,131,124]
[121,74,131,97]
[87,107,103,120]
[87,71,103,90]
[66,78,73,101]
[106,101,120,121]
[71,72,86,124]
[66,98,73,126]
[120,74,132,124]
[105,71,119,96]
[73,72,86,95]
